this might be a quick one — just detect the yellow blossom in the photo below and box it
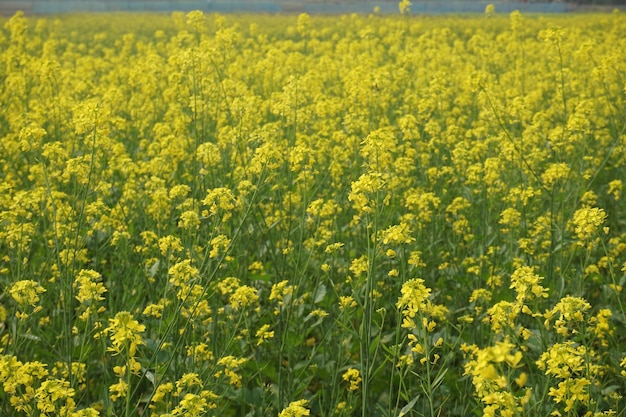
[342,368,362,391]
[278,399,310,417]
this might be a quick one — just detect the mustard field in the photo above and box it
[1,8,626,417]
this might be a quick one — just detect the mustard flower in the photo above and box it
[348,173,385,214]
[270,280,295,304]
[229,285,259,310]
[52,362,87,390]
[142,303,164,318]
[548,378,591,412]
[186,343,214,361]
[589,308,613,345]
[209,234,231,258]
[158,235,184,257]
[255,324,275,346]
[35,379,75,413]
[397,279,431,328]
[175,393,208,416]
[215,356,247,387]
[541,163,570,188]
[408,251,426,268]
[544,296,591,336]
[509,266,548,305]
[510,9,524,33]
[399,0,412,14]
[101,311,146,356]
[296,13,310,37]
[342,368,362,391]
[9,279,46,308]
[485,301,520,334]
[349,255,369,278]
[539,25,565,44]
[339,296,357,310]
[150,382,174,409]
[73,408,100,417]
[216,277,241,295]
[278,399,310,417]
[178,210,200,230]
[185,10,206,32]
[202,187,237,222]
[499,207,521,231]
[379,222,415,245]
[536,342,587,379]
[571,206,607,243]
[176,373,203,394]
[109,378,128,401]
[168,259,200,287]
[608,179,622,200]
[404,189,440,225]
[324,242,344,254]
[463,338,527,416]
[74,269,107,319]
[360,128,398,171]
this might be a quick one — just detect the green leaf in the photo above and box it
[398,396,419,417]
[314,283,326,304]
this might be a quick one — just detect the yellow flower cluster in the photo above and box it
[1,8,625,417]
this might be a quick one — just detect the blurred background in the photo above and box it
[1,0,624,17]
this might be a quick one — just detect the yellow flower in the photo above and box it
[74,269,107,305]
[9,280,46,307]
[202,187,237,222]
[571,206,607,243]
[339,296,357,310]
[509,266,547,304]
[379,222,415,245]
[176,393,208,416]
[270,280,295,308]
[324,242,344,254]
[109,378,128,401]
[178,210,200,230]
[397,278,431,322]
[35,379,75,413]
[485,301,520,333]
[544,296,591,336]
[349,255,369,277]
[150,382,174,408]
[541,163,570,188]
[168,259,200,287]
[209,234,231,258]
[342,368,362,391]
[499,207,521,231]
[215,356,247,387]
[186,343,214,361]
[278,399,310,417]
[296,13,310,36]
[608,179,622,200]
[548,378,591,412]
[536,342,587,379]
[158,235,184,257]
[185,10,206,32]
[142,303,164,318]
[101,311,146,356]
[229,285,259,310]
[255,324,275,346]
[348,173,385,214]
[399,0,412,14]
[176,373,203,394]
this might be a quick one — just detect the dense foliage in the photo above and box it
[1,9,625,417]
